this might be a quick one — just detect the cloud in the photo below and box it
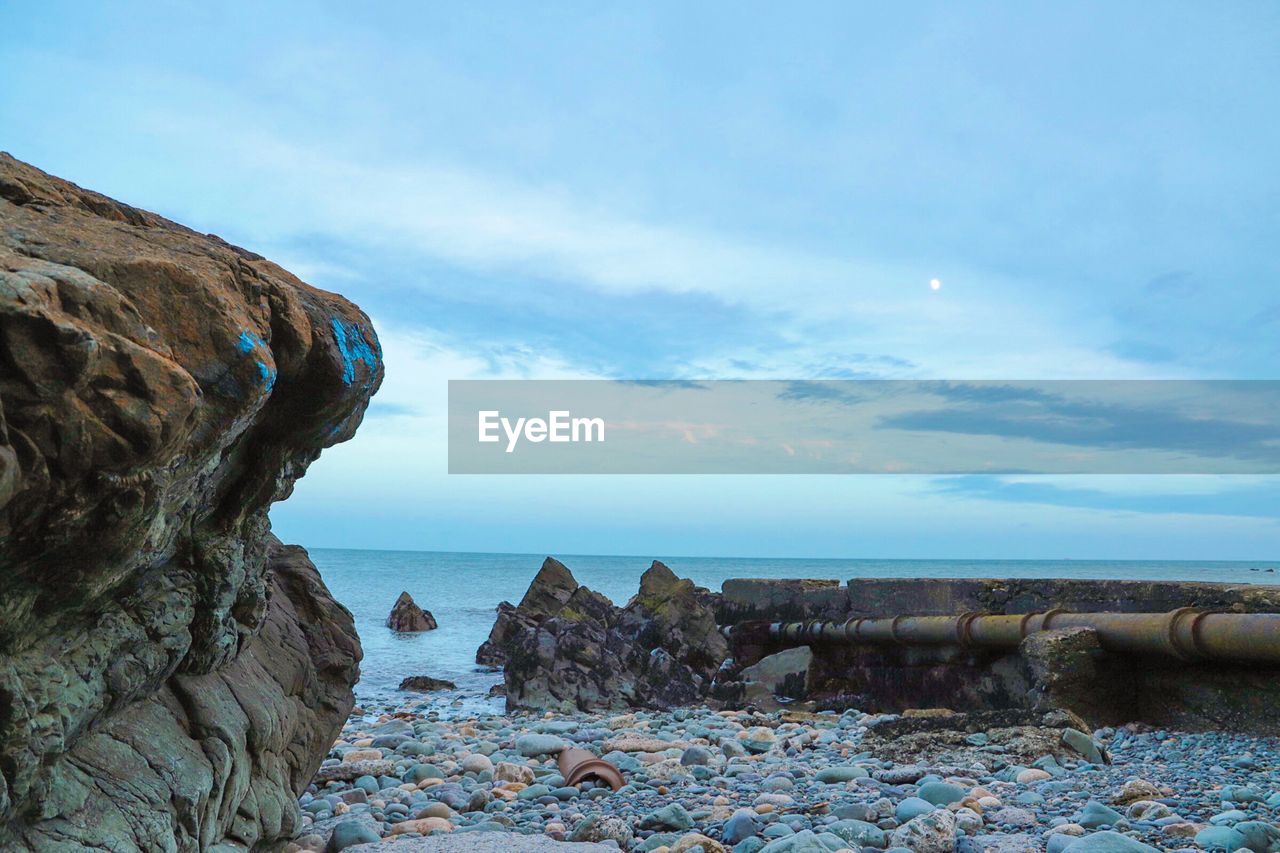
[935,475,1280,521]
[103,102,1169,380]
[878,381,1280,468]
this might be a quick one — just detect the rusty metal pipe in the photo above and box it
[558,747,624,792]
[729,609,1280,663]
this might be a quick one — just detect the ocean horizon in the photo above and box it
[308,547,1280,708]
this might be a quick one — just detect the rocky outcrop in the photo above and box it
[484,559,729,712]
[0,154,380,849]
[386,591,438,632]
[476,557,577,667]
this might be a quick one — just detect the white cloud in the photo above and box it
[994,474,1274,496]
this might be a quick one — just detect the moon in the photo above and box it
[929,278,942,291]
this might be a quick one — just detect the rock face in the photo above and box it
[387,591,438,631]
[0,154,380,848]
[482,558,729,712]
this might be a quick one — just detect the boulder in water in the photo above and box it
[400,675,457,691]
[387,590,438,631]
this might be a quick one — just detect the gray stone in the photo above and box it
[739,646,814,699]
[681,746,714,766]
[641,802,694,831]
[723,810,761,844]
[1078,801,1126,830]
[814,765,868,784]
[1061,831,1160,852]
[570,814,635,846]
[1235,821,1280,852]
[889,808,957,853]
[326,818,382,852]
[1195,825,1246,851]
[1062,728,1108,765]
[826,819,885,847]
[895,796,936,823]
[515,734,569,757]
[346,835,617,851]
[917,781,967,806]
[758,829,844,852]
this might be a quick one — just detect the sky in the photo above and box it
[2,1,1277,560]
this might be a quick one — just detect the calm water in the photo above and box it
[308,549,1280,708]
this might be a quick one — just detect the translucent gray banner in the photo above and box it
[448,380,1280,474]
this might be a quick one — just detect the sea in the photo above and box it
[308,549,1280,714]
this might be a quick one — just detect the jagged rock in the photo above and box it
[621,560,729,674]
[0,154,379,848]
[476,601,521,667]
[520,555,579,614]
[387,590,438,631]
[399,675,457,691]
[476,557,576,666]
[486,559,730,712]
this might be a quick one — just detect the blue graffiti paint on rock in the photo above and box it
[256,359,277,391]
[331,317,378,385]
[237,329,276,391]
[238,330,266,353]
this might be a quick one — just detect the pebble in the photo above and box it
[297,700,1280,852]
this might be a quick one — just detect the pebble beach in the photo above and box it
[291,694,1280,853]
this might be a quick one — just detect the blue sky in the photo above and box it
[2,1,1277,559]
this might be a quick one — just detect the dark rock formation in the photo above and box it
[399,675,456,692]
[476,557,577,667]
[387,591,438,631]
[0,154,380,848]
[483,559,730,712]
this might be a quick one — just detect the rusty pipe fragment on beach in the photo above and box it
[720,608,1280,662]
[558,747,625,792]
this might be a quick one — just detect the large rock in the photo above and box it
[387,591,438,631]
[0,154,379,848]
[740,646,814,699]
[486,559,730,712]
[620,561,729,676]
[399,675,456,692]
[476,557,575,666]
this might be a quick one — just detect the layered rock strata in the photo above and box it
[0,154,379,849]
